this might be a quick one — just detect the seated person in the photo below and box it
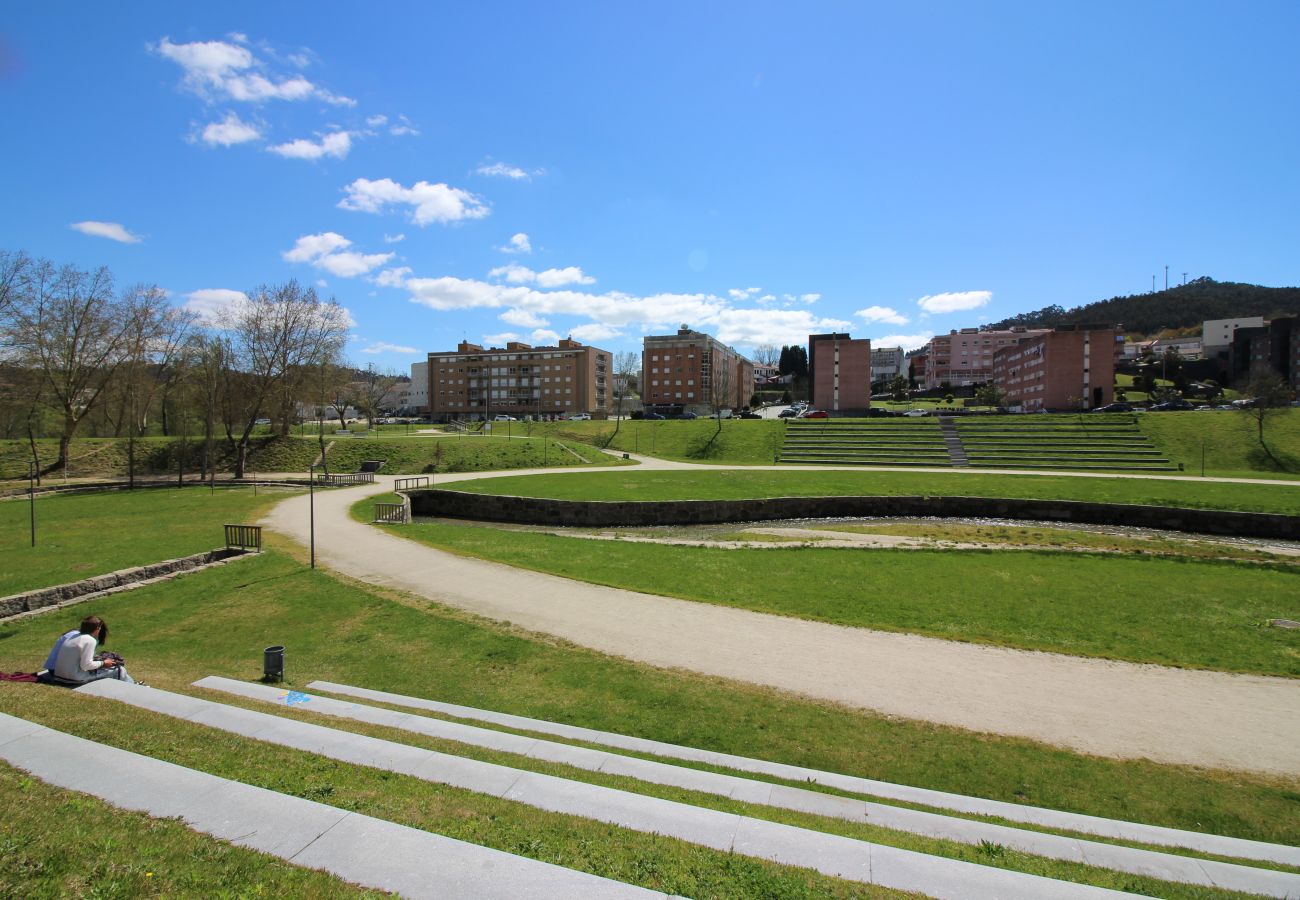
[42,625,81,672]
[52,615,135,684]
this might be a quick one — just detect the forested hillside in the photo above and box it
[985,278,1300,335]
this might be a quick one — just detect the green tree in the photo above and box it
[974,383,1006,408]
[887,374,909,401]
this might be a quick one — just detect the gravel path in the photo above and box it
[261,463,1300,778]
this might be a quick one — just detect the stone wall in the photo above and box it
[0,548,246,620]
[409,489,1300,540]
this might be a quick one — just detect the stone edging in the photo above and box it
[0,548,251,622]
[408,489,1300,540]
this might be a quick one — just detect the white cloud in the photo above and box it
[488,263,536,284]
[483,332,521,346]
[757,294,777,304]
[153,36,353,106]
[855,305,909,326]
[374,266,412,288]
[183,288,248,322]
[477,161,542,179]
[728,287,762,301]
[800,293,821,304]
[316,279,328,288]
[710,308,852,347]
[488,264,594,288]
[268,130,352,160]
[282,232,393,278]
[499,232,531,254]
[536,266,595,288]
[389,116,419,137]
[359,341,419,354]
[500,308,548,328]
[569,323,621,343]
[382,233,405,243]
[200,111,260,146]
[338,177,489,225]
[530,329,561,344]
[70,221,142,244]
[366,114,388,127]
[872,331,934,352]
[916,290,992,314]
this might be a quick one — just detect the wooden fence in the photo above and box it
[394,476,430,491]
[374,502,408,524]
[224,524,262,552]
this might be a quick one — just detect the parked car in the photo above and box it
[739,410,763,419]
[671,411,698,420]
[492,414,517,421]
[568,412,592,421]
[642,411,666,420]
[801,410,829,419]
[1091,402,1134,413]
[1149,400,1195,412]
[901,408,930,417]
[778,408,799,418]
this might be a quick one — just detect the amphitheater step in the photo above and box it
[72,679,1175,899]
[0,711,659,899]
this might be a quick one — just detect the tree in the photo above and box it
[352,363,401,430]
[218,281,348,478]
[2,256,158,474]
[752,345,779,368]
[974,383,1005,408]
[1238,372,1294,447]
[607,350,640,442]
[888,374,910,402]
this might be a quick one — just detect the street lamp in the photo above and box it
[308,462,319,569]
[28,461,37,547]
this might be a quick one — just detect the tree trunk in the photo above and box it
[234,436,249,479]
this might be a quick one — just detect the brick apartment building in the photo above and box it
[642,325,754,414]
[992,326,1116,411]
[809,333,871,415]
[424,338,611,421]
[922,327,1048,389]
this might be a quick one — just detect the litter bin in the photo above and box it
[263,645,285,682]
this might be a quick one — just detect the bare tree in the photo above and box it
[218,281,348,478]
[352,363,401,430]
[2,257,150,474]
[752,345,779,368]
[706,349,734,439]
[606,350,640,443]
[1238,372,1295,449]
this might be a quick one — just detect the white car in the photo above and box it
[902,409,930,417]
[492,414,517,421]
[568,413,592,421]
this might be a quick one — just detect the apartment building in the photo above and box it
[869,346,905,382]
[425,338,610,421]
[408,361,429,413]
[922,327,1048,388]
[992,326,1116,411]
[1203,317,1265,360]
[809,333,871,415]
[1230,317,1298,390]
[642,325,754,414]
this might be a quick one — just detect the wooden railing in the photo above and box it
[224,524,262,552]
[394,476,430,491]
[315,472,375,486]
[374,502,408,524]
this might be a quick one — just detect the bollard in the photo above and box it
[263,645,285,682]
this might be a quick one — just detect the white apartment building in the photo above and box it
[870,346,905,382]
[1203,317,1265,356]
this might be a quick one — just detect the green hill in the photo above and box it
[985,278,1300,335]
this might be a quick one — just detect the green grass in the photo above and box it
[1139,409,1300,478]
[1,549,1297,892]
[0,432,625,481]
[519,419,789,464]
[0,487,291,596]
[445,468,1300,515]
[0,760,383,898]
[379,517,1300,677]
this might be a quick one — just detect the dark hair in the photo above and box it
[79,615,108,646]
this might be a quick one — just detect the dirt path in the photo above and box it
[261,462,1300,778]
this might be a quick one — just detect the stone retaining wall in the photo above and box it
[0,548,246,619]
[409,489,1300,540]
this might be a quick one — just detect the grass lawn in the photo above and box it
[1139,409,1300,478]
[377,516,1300,677]
[0,549,1297,894]
[444,468,1300,515]
[0,487,292,596]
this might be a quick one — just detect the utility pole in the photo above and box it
[1152,275,1156,293]
[1164,266,1169,291]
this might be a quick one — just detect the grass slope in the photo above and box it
[0,487,291,596]
[379,518,1300,677]
[0,550,1296,882]
[447,469,1300,515]
[1139,409,1300,478]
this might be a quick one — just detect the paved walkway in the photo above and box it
[261,462,1300,778]
[0,711,661,899]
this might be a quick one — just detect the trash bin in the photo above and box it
[263,645,285,682]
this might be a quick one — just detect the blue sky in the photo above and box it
[3,2,1298,371]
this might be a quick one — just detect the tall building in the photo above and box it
[1203,317,1265,361]
[869,346,905,382]
[992,326,1116,411]
[809,333,871,415]
[425,338,611,421]
[1230,317,1298,390]
[408,361,429,413]
[642,325,754,414]
[923,327,1048,388]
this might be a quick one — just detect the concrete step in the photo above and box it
[0,711,662,899]
[304,679,1300,869]
[188,677,1300,896]
[74,679,1135,900]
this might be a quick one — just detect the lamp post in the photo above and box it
[28,461,37,547]
[308,463,318,569]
